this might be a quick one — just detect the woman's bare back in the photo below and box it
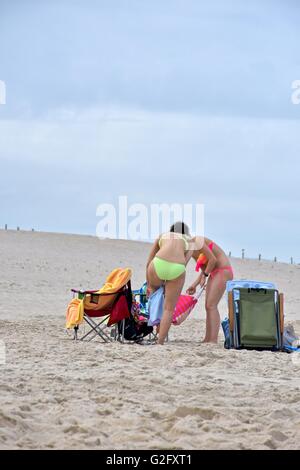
[156,233,188,265]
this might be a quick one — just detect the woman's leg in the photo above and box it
[147,261,163,294]
[158,272,185,345]
[203,271,231,343]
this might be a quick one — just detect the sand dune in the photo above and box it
[0,230,300,449]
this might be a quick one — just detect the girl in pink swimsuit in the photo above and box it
[187,237,233,343]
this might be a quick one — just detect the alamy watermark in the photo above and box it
[0,80,6,105]
[0,340,6,365]
[291,80,300,105]
[96,196,204,244]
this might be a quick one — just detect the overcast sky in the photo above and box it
[0,0,299,261]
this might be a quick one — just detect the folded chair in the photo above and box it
[66,268,132,342]
[225,280,284,350]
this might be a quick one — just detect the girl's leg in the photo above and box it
[158,273,185,345]
[203,271,231,343]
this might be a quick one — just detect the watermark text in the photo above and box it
[96,196,204,246]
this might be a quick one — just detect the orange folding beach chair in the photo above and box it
[66,268,132,342]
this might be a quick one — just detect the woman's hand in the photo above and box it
[187,273,206,295]
[198,272,207,288]
[186,285,196,295]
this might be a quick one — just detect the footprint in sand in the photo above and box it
[174,406,217,420]
[270,430,289,442]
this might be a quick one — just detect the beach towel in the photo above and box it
[107,294,130,326]
[148,286,164,326]
[66,298,84,329]
[72,267,132,314]
[226,279,276,293]
[98,267,132,294]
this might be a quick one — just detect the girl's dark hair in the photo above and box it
[170,221,190,236]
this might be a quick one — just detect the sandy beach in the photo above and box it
[0,229,300,450]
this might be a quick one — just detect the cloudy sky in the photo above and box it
[0,0,299,261]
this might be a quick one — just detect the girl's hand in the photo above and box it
[186,285,196,295]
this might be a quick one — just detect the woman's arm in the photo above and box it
[201,244,217,275]
[186,272,205,294]
[186,243,217,294]
[184,246,194,264]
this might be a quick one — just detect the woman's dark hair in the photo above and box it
[170,221,190,236]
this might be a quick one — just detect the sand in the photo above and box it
[0,229,300,450]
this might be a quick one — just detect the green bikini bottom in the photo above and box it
[153,257,186,281]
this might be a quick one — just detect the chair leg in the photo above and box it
[81,316,112,342]
[279,293,284,335]
[121,319,125,343]
[74,326,79,341]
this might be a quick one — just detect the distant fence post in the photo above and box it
[291,257,294,265]
[242,249,245,259]
[258,254,261,261]
[5,224,7,230]
[274,256,277,262]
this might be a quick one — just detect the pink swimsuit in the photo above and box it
[196,241,234,279]
[210,266,234,279]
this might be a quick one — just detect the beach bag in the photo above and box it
[172,287,204,326]
[117,299,153,341]
[148,286,164,326]
[225,280,284,351]
[119,316,153,341]
[132,283,149,322]
[172,295,197,325]
[221,317,231,349]
[282,324,300,353]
